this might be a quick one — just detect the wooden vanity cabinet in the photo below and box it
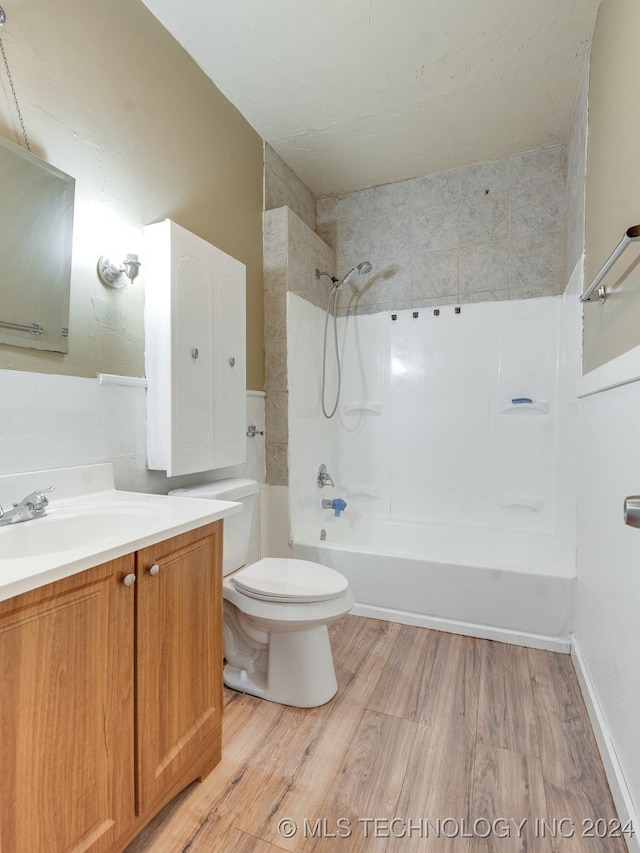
[0,555,136,853]
[134,523,223,820]
[0,521,223,853]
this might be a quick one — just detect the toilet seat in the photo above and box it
[231,558,349,603]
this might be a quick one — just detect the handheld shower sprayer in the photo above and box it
[320,261,373,419]
[336,261,373,290]
[316,261,373,291]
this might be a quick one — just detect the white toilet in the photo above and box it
[170,478,354,708]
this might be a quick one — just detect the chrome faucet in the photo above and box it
[0,486,54,526]
[317,464,335,488]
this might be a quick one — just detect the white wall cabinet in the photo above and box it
[145,219,246,476]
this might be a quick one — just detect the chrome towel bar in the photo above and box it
[0,320,44,335]
[580,224,640,304]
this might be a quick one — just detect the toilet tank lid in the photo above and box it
[169,478,259,501]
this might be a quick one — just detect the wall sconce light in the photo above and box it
[97,254,142,289]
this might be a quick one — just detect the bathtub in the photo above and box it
[292,519,574,652]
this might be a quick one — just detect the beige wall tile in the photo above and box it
[459,159,509,198]
[510,146,565,190]
[265,443,289,487]
[264,144,316,230]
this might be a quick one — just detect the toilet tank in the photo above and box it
[169,478,259,576]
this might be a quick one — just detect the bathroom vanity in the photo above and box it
[0,464,240,853]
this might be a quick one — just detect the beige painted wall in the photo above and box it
[584,0,640,372]
[0,0,264,389]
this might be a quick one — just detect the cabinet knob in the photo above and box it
[229,356,235,367]
[123,573,136,587]
[192,348,199,360]
[148,563,160,577]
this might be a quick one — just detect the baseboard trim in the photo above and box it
[571,640,639,852]
[350,603,571,653]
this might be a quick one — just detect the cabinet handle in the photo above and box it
[192,348,199,360]
[229,356,235,367]
[148,563,160,577]
[624,496,640,528]
[123,573,136,587]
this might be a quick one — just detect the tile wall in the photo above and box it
[264,144,317,232]
[316,146,567,315]
[263,206,334,486]
[0,370,266,493]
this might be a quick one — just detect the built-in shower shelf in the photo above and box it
[347,486,382,499]
[499,496,544,512]
[342,402,383,416]
[499,400,549,416]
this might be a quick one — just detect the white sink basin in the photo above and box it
[0,504,160,558]
[0,463,242,603]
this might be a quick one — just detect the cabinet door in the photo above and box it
[0,557,136,853]
[213,246,246,468]
[135,523,223,817]
[170,224,215,476]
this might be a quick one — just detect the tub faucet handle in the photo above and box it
[317,463,335,488]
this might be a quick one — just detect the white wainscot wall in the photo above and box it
[0,368,265,498]
[574,345,640,845]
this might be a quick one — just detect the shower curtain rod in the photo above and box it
[580,224,640,304]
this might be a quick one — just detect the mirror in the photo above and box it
[0,134,75,353]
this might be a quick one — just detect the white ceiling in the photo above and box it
[141,0,600,196]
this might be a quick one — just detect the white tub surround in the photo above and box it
[286,277,581,651]
[288,292,579,539]
[0,463,240,601]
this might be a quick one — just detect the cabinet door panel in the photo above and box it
[213,246,246,468]
[171,227,215,476]
[0,557,135,853]
[135,524,223,816]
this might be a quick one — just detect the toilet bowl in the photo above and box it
[169,479,353,708]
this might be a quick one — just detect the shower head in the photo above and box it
[336,261,373,289]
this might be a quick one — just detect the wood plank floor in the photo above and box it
[126,616,628,853]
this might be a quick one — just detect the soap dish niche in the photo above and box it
[499,399,549,416]
[342,402,383,416]
[499,496,544,513]
[347,486,382,499]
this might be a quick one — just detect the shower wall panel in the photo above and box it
[288,293,579,541]
[384,299,562,531]
[287,293,339,537]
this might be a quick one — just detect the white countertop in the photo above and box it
[0,464,241,602]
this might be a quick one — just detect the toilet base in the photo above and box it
[223,624,338,708]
